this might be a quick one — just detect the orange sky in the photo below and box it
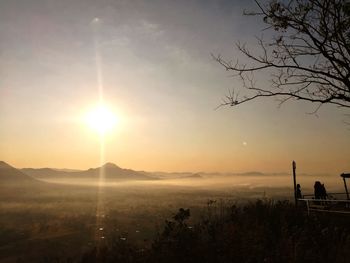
[0,0,349,174]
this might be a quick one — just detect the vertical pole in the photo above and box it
[343,176,349,200]
[292,161,297,206]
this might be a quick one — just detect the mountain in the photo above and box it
[182,173,203,179]
[0,161,40,185]
[238,171,265,176]
[52,168,82,172]
[152,171,201,179]
[22,162,157,181]
[75,162,156,180]
[21,167,71,179]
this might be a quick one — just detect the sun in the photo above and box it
[85,104,118,135]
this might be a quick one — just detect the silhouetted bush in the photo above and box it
[81,200,350,263]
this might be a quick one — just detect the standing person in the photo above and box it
[314,181,322,199]
[320,184,328,199]
[296,184,302,199]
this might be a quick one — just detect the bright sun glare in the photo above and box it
[85,104,118,135]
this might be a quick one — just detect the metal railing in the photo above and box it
[302,192,348,199]
[298,198,350,215]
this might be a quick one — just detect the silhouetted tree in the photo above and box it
[214,0,350,112]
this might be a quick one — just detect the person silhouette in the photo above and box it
[314,181,322,199]
[320,183,328,199]
[296,184,302,199]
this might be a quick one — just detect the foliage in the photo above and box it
[81,200,350,263]
[214,0,350,112]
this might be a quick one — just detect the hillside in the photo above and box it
[0,161,38,184]
[21,167,72,179]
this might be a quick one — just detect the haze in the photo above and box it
[1,0,349,174]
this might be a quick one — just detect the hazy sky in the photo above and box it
[0,0,349,174]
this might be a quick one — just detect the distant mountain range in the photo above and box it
[152,171,203,179]
[1,160,305,185]
[21,167,71,179]
[21,162,156,181]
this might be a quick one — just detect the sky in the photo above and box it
[0,0,349,174]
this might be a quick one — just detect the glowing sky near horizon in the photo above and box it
[0,0,349,174]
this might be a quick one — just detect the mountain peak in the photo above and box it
[102,162,120,169]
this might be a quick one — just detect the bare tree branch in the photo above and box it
[215,0,350,112]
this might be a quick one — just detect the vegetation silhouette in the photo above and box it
[80,200,350,263]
